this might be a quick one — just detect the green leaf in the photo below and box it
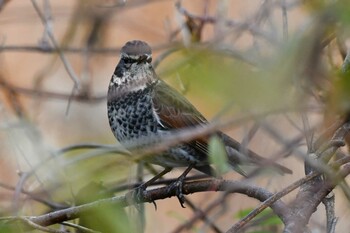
[208,136,230,175]
[235,208,283,227]
[77,182,132,233]
[160,47,297,117]
[0,223,22,233]
[235,208,255,219]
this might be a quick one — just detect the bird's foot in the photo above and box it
[126,183,146,207]
[133,183,147,202]
[167,177,186,208]
[127,168,172,210]
[127,183,158,211]
[166,164,194,208]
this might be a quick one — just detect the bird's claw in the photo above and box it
[133,183,146,202]
[125,183,146,212]
[130,183,158,211]
[167,179,186,208]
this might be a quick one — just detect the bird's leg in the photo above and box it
[138,167,172,190]
[167,164,194,208]
[133,167,172,204]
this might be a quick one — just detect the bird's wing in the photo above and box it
[151,80,291,176]
[152,80,207,127]
[151,80,246,176]
[151,80,209,155]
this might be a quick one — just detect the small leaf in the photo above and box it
[235,208,283,227]
[0,223,20,233]
[235,208,254,219]
[77,182,132,233]
[208,136,230,175]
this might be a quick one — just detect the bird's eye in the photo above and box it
[123,58,134,68]
[124,58,132,64]
[146,57,152,63]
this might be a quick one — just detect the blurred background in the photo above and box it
[1,0,350,232]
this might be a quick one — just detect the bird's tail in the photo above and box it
[218,132,292,175]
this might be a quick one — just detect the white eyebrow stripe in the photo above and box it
[121,53,152,60]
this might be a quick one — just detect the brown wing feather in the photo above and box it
[151,81,292,175]
[152,80,207,128]
[152,80,210,155]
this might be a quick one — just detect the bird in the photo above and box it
[107,40,291,206]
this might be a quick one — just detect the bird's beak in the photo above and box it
[137,55,147,64]
[137,54,151,64]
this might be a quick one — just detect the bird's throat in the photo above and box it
[108,73,157,102]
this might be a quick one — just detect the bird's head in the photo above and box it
[108,40,156,98]
[120,40,152,66]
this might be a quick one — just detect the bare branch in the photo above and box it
[227,172,320,232]
[1,179,287,230]
[30,0,80,89]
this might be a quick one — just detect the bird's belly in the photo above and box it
[107,92,157,142]
[145,145,208,167]
[108,91,209,169]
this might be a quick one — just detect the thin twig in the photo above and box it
[322,192,336,233]
[281,0,288,41]
[183,199,223,233]
[175,0,279,45]
[226,172,320,232]
[61,221,100,233]
[0,182,67,209]
[30,0,80,89]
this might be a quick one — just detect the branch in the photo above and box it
[175,0,279,45]
[0,80,106,102]
[283,164,350,233]
[30,0,80,89]
[282,123,350,233]
[226,171,320,232]
[1,179,287,230]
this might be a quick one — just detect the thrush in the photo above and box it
[107,40,291,205]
